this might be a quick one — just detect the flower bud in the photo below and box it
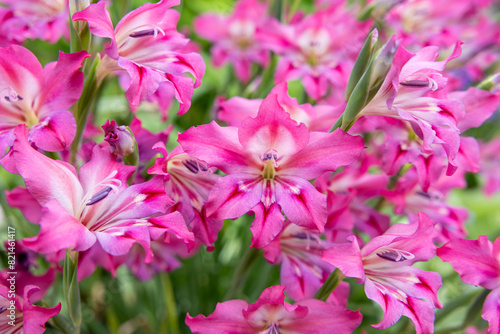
[102,120,136,157]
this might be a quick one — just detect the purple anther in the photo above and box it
[182,159,200,174]
[86,186,113,206]
[416,190,431,199]
[198,161,208,172]
[376,251,407,262]
[17,95,23,100]
[400,80,429,87]
[0,306,7,314]
[130,29,156,38]
[291,232,309,239]
[4,96,10,101]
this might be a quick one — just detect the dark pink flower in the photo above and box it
[178,93,364,248]
[0,284,61,334]
[0,45,88,155]
[6,125,194,262]
[194,0,270,82]
[73,0,205,114]
[438,236,500,334]
[186,285,362,334]
[322,212,442,333]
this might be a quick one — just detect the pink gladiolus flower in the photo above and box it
[0,45,88,155]
[73,0,205,114]
[0,284,61,334]
[438,236,500,334]
[263,221,335,301]
[178,93,365,248]
[194,0,270,82]
[261,6,371,100]
[357,41,465,175]
[6,125,194,261]
[185,285,362,334]
[479,138,500,196]
[148,143,222,250]
[322,212,442,334]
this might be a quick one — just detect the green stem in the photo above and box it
[161,273,180,334]
[225,247,262,300]
[70,56,101,166]
[314,269,344,301]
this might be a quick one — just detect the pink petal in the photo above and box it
[186,300,254,334]
[483,288,500,334]
[206,174,263,220]
[11,125,83,214]
[5,186,42,223]
[283,299,363,334]
[280,130,365,180]
[29,110,76,151]
[38,50,89,113]
[437,235,500,290]
[178,121,257,174]
[72,1,118,58]
[321,237,365,280]
[239,94,310,160]
[276,176,327,232]
[23,200,96,253]
[22,285,62,334]
[249,202,285,248]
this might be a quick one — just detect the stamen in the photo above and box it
[86,186,113,206]
[416,190,431,199]
[291,232,308,239]
[376,249,415,262]
[1,86,22,102]
[400,80,429,87]
[129,24,166,39]
[182,159,200,174]
[0,306,7,314]
[261,323,279,334]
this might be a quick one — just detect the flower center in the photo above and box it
[260,323,279,334]
[261,149,278,180]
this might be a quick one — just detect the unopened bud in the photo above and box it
[102,120,136,157]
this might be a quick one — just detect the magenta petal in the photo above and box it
[29,110,76,151]
[437,235,500,289]
[206,174,262,220]
[483,288,500,334]
[72,1,118,58]
[95,225,152,261]
[165,73,195,115]
[5,186,42,223]
[190,208,223,251]
[118,56,167,106]
[282,299,363,334]
[280,129,365,179]
[185,300,254,334]
[178,121,254,174]
[239,94,310,159]
[22,285,61,334]
[402,297,436,334]
[23,200,96,253]
[39,50,89,112]
[276,176,327,232]
[321,237,365,280]
[364,278,404,330]
[12,125,83,213]
[249,202,285,248]
[148,211,195,251]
